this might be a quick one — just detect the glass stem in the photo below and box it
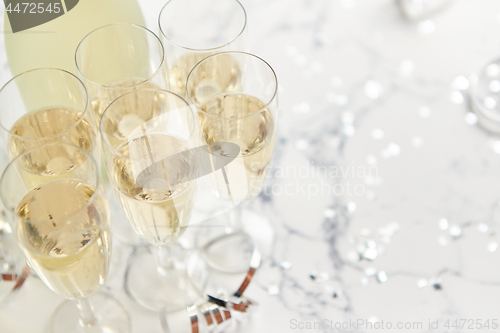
[221,165,244,233]
[227,204,243,233]
[76,298,99,332]
[156,244,174,276]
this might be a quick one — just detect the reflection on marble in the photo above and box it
[3,0,500,332]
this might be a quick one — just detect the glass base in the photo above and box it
[124,246,207,312]
[198,210,274,274]
[51,292,130,333]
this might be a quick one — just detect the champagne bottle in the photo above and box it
[3,0,146,76]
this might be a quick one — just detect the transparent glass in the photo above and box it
[76,23,166,127]
[187,52,279,273]
[0,68,99,293]
[76,23,165,245]
[0,143,129,333]
[0,68,97,162]
[100,89,205,312]
[158,0,247,98]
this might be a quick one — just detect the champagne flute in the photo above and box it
[76,23,165,246]
[100,89,205,312]
[158,0,247,98]
[0,143,129,333]
[0,68,96,293]
[187,52,279,273]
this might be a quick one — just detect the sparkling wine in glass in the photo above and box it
[187,52,279,273]
[0,68,98,293]
[100,89,205,312]
[0,143,129,333]
[76,23,166,246]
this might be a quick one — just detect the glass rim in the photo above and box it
[0,143,102,213]
[100,88,198,160]
[75,23,165,89]
[0,68,90,141]
[186,51,278,121]
[158,0,247,52]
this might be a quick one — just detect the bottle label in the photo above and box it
[4,0,79,33]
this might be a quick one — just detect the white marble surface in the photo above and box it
[3,0,500,332]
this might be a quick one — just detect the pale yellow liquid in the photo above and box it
[198,93,275,201]
[91,79,161,128]
[8,107,95,161]
[173,53,240,99]
[7,107,96,189]
[111,134,197,244]
[15,179,110,300]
